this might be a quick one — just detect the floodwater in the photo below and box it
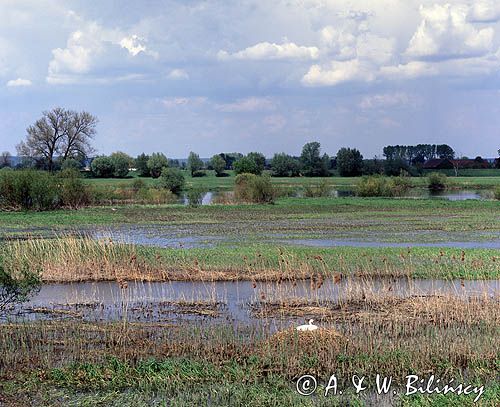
[11,277,499,324]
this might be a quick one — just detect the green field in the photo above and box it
[83,170,500,191]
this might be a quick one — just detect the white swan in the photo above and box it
[296,319,318,331]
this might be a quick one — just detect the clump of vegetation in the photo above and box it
[356,175,413,197]
[58,170,92,209]
[427,172,448,191]
[0,257,41,313]
[303,179,331,197]
[186,187,207,207]
[0,169,59,210]
[159,167,185,194]
[494,186,500,200]
[90,156,115,178]
[234,173,276,203]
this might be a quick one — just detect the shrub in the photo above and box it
[91,156,114,178]
[427,172,447,191]
[147,153,169,178]
[58,170,91,209]
[159,167,185,194]
[235,173,276,203]
[60,158,82,171]
[131,178,147,192]
[0,257,41,314]
[186,187,207,207]
[494,186,500,200]
[388,174,413,197]
[303,179,332,197]
[356,176,393,197]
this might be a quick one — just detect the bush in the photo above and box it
[60,158,82,171]
[131,178,147,192]
[0,169,59,210]
[356,176,393,197]
[494,186,500,200]
[186,187,207,207]
[271,153,301,177]
[303,179,331,197]
[0,258,41,314]
[235,173,276,203]
[159,167,185,194]
[427,172,447,191]
[58,170,91,209]
[388,174,413,197]
[91,156,114,178]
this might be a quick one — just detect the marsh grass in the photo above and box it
[0,290,498,405]
[1,236,498,283]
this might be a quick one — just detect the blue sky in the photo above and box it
[1,0,500,158]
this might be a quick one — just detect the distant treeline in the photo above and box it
[2,107,500,178]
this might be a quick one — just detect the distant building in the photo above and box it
[422,158,490,170]
[422,159,453,170]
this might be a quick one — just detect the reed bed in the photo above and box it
[1,235,498,283]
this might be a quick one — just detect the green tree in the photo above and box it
[247,152,266,174]
[187,152,204,176]
[210,154,226,176]
[233,156,259,175]
[135,153,150,177]
[336,147,363,177]
[147,153,169,178]
[110,151,132,178]
[270,153,301,177]
[300,142,329,176]
[159,167,185,194]
[91,156,114,178]
[1,259,41,314]
[60,158,82,171]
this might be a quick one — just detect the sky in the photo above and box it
[1,0,500,159]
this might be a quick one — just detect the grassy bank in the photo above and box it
[2,236,498,282]
[1,294,498,406]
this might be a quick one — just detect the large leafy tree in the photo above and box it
[135,153,150,177]
[300,142,329,176]
[16,108,97,171]
[270,153,301,177]
[336,147,363,177]
[210,154,226,176]
[147,153,169,178]
[187,151,204,176]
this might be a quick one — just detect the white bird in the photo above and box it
[296,319,318,332]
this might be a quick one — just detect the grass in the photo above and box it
[1,293,498,405]
[1,197,499,240]
[84,170,500,191]
[2,236,498,281]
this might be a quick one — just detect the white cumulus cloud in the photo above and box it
[6,78,32,87]
[218,41,319,61]
[406,4,494,60]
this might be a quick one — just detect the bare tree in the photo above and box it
[16,108,97,171]
[61,111,97,160]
